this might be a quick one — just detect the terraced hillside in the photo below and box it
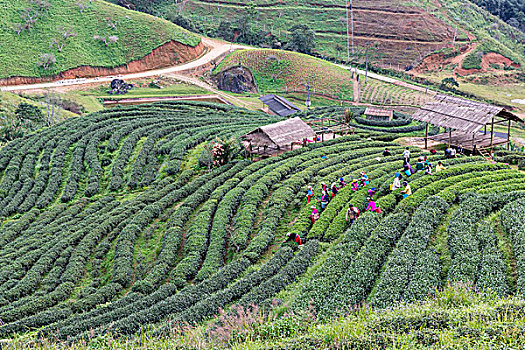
[174,0,523,69]
[0,0,201,81]
[0,103,525,342]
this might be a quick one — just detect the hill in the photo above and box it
[0,102,525,344]
[144,0,524,72]
[0,0,201,81]
[214,49,433,107]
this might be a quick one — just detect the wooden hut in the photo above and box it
[242,117,316,157]
[364,107,393,121]
[413,94,523,158]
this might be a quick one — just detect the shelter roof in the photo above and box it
[413,94,523,133]
[259,94,301,117]
[364,107,393,118]
[243,117,315,148]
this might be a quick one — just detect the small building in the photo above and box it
[413,94,523,158]
[242,117,316,157]
[259,94,301,117]
[364,107,393,121]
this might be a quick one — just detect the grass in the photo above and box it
[0,91,76,121]
[215,49,354,101]
[6,284,525,349]
[215,49,433,107]
[0,0,200,79]
[171,0,523,67]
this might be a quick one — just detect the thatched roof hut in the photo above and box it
[242,117,315,154]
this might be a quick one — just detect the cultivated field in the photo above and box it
[0,103,525,345]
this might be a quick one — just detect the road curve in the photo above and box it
[0,38,250,92]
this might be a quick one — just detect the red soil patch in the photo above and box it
[455,52,520,76]
[413,43,474,73]
[0,40,205,86]
[482,53,520,70]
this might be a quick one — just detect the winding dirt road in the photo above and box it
[0,38,250,93]
[1,37,437,107]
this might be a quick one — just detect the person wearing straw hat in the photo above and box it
[365,197,382,213]
[284,232,302,246]
[320,191,330,209]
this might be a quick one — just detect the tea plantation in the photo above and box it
[0,102,525,343]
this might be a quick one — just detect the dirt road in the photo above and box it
[0,38,250,93]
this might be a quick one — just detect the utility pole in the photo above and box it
[452,27,457,46]
[350,1,354,56]
[345,1,350,61]
[365,43,370,84]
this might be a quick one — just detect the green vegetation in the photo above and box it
[215,49,432,106]
[0,103,525,349]
[462,52,483,70]
[0,0,200,79]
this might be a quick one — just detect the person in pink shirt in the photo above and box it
[310,206,320,224]
[365,197,382,213]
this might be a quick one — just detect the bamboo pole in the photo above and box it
[424,123,428,149]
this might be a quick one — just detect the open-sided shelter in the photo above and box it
[242,117,316,157]
[413,94,523,156]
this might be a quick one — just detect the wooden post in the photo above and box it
[424,123,428,149]
[507,119,511,150]
[490,117,494,157]
[484,124,487,135]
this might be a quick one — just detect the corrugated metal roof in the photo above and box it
[259,94,301,117]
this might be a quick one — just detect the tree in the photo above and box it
[93,35,119,46]
[165,11,201,33]
[44,93,60,126]
[37,53,56,70]
[286,24,316,54]
[15,103,44,122]
[50,27,76,52]
[106,16,119,30]
[440,77,459,92]
[76,0,89,13]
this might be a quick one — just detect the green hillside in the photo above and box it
[117,0,524,70]
[215,49,432,106]
[0,102,524,347]
[0,0,201,79]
